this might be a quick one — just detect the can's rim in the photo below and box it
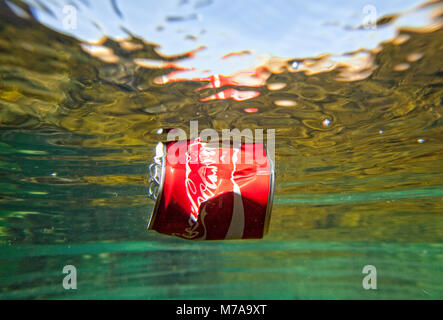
[263,148,275,236]
[147,142,166,230]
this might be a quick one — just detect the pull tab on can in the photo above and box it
[147,139,274,240]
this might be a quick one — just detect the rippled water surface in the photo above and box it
[0,0,442,299]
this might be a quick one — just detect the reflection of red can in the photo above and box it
[147,138,274,240]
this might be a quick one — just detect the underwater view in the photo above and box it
[0,0,442,299]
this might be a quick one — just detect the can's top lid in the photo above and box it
[147,142,166,229]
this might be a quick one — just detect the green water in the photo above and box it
[0,0,442,299]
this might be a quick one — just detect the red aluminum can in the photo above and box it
[147,138,274,240]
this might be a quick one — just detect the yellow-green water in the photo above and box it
[0,0,442,299]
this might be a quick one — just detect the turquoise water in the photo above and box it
[1,241,442,299]
[1,131,442,299]
[1,0,443,299]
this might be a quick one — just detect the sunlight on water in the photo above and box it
[0,0,442,299]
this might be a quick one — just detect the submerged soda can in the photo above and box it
[146,138,274,240]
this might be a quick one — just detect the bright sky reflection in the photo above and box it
[21,0,438,77]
